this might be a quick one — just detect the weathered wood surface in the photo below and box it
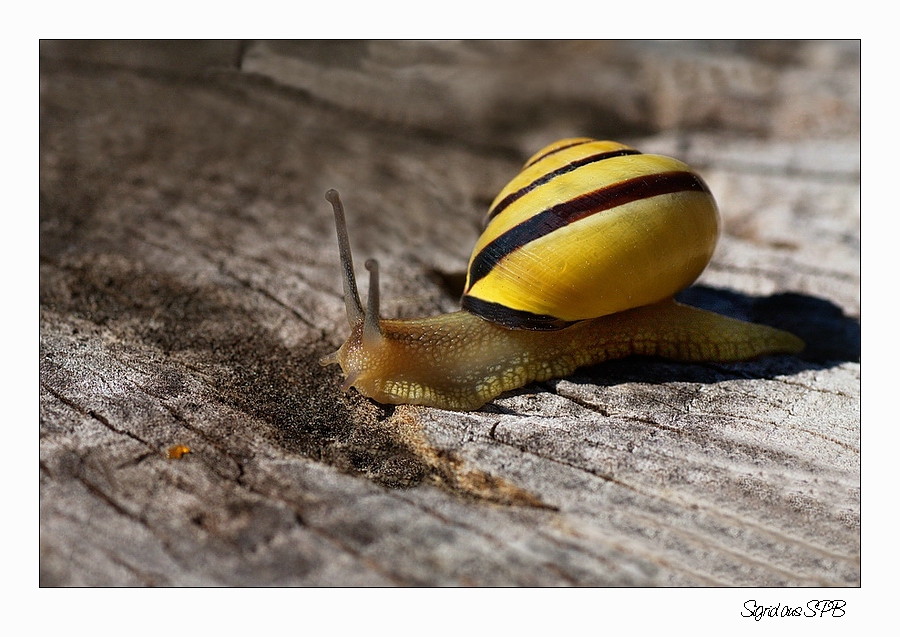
[39,41,860,586]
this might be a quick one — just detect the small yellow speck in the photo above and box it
[166,445,191,460]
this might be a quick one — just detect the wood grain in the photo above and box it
[40,40,859,586]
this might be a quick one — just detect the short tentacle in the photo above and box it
[363,259,384,345]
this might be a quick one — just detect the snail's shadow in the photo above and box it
[570,285,858,390]
[430,268,859,403]
[677,285,859,365]
[477,285,859,411]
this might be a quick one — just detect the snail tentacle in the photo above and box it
[363,259,384,344]
[325,189,364,327]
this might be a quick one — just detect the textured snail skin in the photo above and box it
[320,300,803,411]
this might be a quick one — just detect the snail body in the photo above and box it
[321,138,804,411]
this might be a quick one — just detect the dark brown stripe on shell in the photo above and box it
[467,170,711,290]
[461,296,575,331]
[522,139,597,169]
[486,148,642,224]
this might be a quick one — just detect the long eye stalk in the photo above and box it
[325,189,364,326]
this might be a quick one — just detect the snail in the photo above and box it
[320,138,804,411]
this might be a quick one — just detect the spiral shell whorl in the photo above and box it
[462,139,719,330]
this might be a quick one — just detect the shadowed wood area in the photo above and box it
[40,40,859,586]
